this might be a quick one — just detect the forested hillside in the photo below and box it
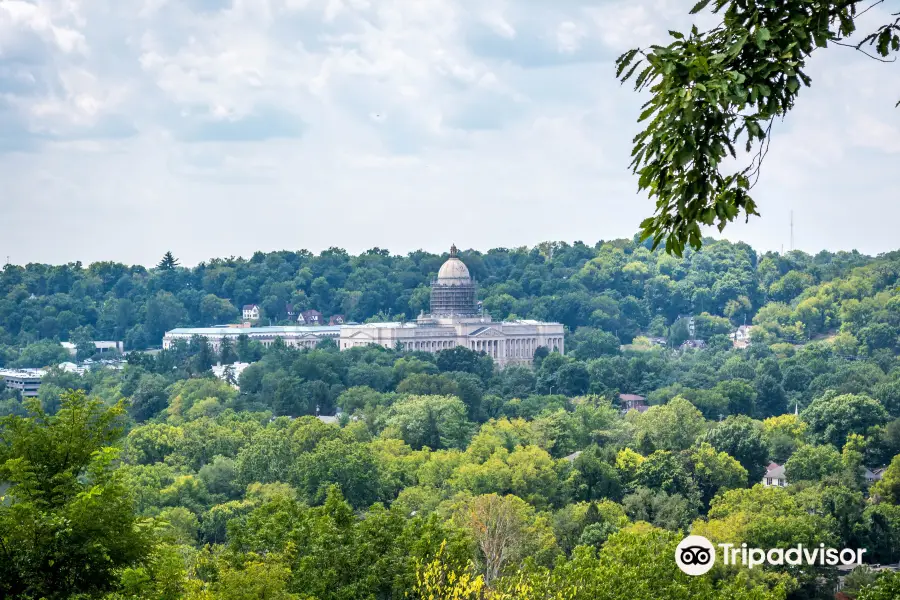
[0,237,881,367]
[3,239,900,600]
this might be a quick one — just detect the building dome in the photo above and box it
[430,244,477,317]
[437,245,471,282]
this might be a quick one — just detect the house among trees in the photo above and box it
[619,393,648,413]
[731,325,754,349]
[329,314,345,325]
[865,467,886,484]
[242,304,261,321]
[762,462,787,487]
[285,303,297,320]
[298,309,323,325]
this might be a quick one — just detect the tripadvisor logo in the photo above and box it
[676,535,716,575]
[675,535,867,576]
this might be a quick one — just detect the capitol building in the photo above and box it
[163,245,563,367]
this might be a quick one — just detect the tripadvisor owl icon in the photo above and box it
[675,535,716,576]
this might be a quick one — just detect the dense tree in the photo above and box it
[385,394,471,450]
[572,445,624,502]
[701,415,769,483]
[784,444,844,483]
[695,485,840,596]
[802,393,889,448]
[688,442,748,506]
[0,391,152,599]
[859,572,900,600]
[292,439,387,509]
[454,493,556,585]
[129,373,170,422]
[634,396,707,453]
[872,454,900,503]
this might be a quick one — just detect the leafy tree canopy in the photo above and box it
[617,0,900,254]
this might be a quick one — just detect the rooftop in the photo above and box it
[167,325,341,335]
[764,463,786,479]
[436,244,472,282]
[343,319,557,330]
[0,368,46,378]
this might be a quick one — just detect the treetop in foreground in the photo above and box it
[617,0,899,255]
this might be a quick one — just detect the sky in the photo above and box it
[1,0,898,267]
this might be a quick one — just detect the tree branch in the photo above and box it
[834,40,898,61]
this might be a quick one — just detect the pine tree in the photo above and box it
[157,251,179,270]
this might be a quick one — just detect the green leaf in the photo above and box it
[727,34,747,56]
[689,0,712,14]
[616,49,640,78]
[622,61,641,83]
[786,76,799,94]
[669,30,684,40]
[675,150,693,168]
[638,106,658,122]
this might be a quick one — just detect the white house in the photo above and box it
[242,304,261,321]
[762,462,787,487]
[298,309,323,325]
[865,467,886,484]
[731,325,754,348]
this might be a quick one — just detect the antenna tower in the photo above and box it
[790,211,794,252]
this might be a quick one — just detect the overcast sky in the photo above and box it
[1,0,898,267]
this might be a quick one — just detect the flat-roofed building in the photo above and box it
[60,340,124,355]
[0,368,45,397]
[163,325,341,352]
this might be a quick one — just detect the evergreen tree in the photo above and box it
[156,251,179,270]
[219,336,238,365]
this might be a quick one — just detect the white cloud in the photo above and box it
[0,0,898,265]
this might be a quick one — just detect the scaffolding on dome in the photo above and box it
[429,277,478,316]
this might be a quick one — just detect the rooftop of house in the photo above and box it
[764,463,786,479]
[619,393,646,402]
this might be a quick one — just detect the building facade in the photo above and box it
[339,318,563,367]
[163,325,341,352]
[163,246,564,367]
[762,462,787,487]
[0,368,44,398]
[60,340,124,355]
